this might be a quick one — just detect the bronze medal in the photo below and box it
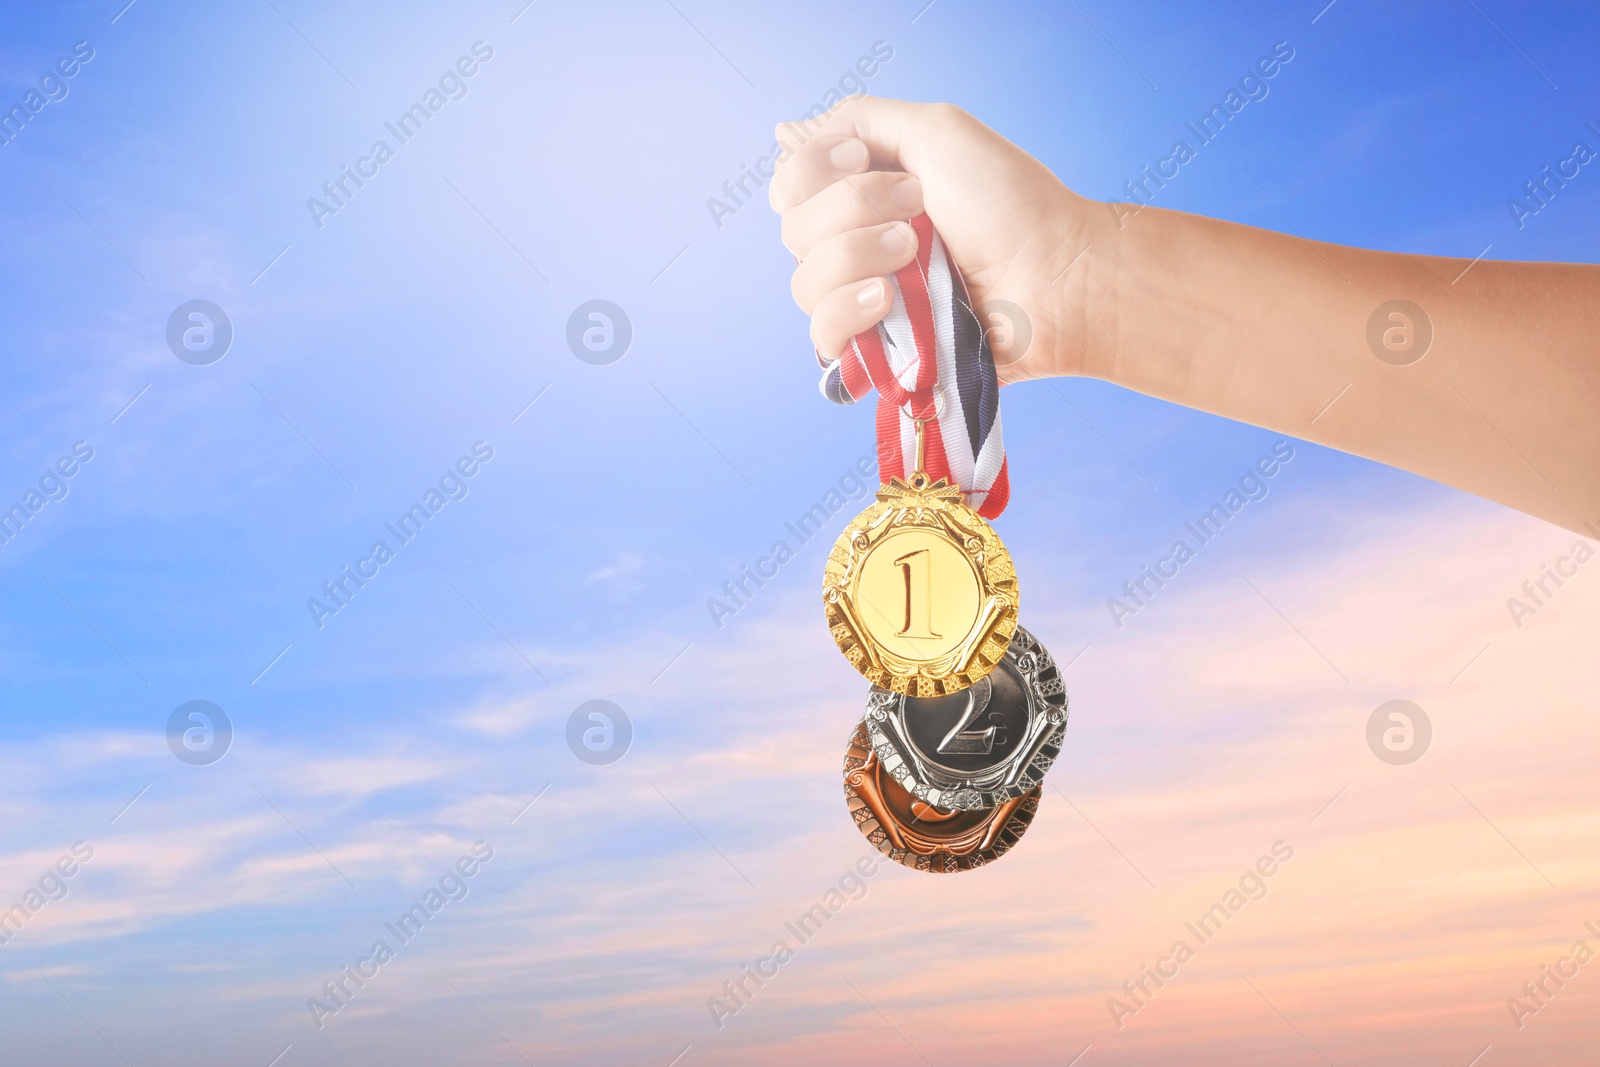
[842,719,1040,874]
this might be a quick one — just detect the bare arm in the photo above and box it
[1093,206,1600,533]
[770,97,1600,534]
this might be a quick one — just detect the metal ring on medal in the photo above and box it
[823,475,1018,697]
[864,625,1067,812]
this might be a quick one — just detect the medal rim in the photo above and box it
[864,624,1068,812]
[823,475,1019,697]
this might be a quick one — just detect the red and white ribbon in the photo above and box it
[818,214,1010,518]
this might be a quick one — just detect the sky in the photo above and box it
[0,0,1597,1064]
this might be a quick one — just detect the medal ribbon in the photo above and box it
[817,214,1010,518]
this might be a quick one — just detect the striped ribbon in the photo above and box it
[817,214,1010,518]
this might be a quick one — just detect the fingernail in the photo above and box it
[880,222,913,254]
[829,139,868,172]
[890,177,920,212]
[856,279,885,306]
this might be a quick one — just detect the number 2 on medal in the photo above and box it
[894,548,942,639]
[938,686,1001,755]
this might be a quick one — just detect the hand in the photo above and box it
[768,96,1108,384]
[770,98,1599,533]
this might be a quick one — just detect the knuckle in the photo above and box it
[768,180,791,213]
[860,172,904,215]
[923,101,970,129]
[791,266,827,314]
[848,169,885,200]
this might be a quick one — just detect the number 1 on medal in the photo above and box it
[894,548,942,639]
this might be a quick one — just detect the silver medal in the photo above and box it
[864,625,1067,812]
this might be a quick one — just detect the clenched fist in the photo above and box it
[768,97,1110,384]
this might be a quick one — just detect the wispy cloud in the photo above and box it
[584,551,645,586]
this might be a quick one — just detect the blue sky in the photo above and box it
[1,2,1597,1065]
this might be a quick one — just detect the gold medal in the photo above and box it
[823,419,1019,697]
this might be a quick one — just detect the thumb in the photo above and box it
[776,96,951,176]
[769,97,967,214]
[773,97,1006,227]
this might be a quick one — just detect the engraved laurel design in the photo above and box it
[864,624,1069,813]
[823,475,1019,697]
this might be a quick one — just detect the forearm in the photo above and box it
[1082,205,1600,533]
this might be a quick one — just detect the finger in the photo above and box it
[780,171,923,258]
[769,132,870,213]
[791,221,917,314]
[810,278,894,363]
[773,97,956,196]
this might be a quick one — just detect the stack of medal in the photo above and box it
[817,215,1070,874]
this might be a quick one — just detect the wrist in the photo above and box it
[1071,199,1193,393]
[1041,193,1132,383]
